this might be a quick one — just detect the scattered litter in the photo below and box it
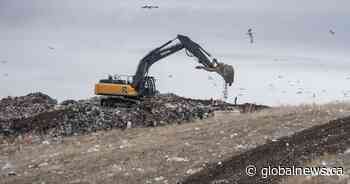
[344,148,350,154]
[126,121,132,129]
[166,157,189,162]
[42,140,50,145]
[8,171,16,176]
[111,164,123,171]
[119,140,132,149]
[38,162,49,167]
[154,176,165,181]
[186,167,203,175]
[211,179,229,184]
[87,145,100,153]
[2,162,13,170]
[235,144,248,150]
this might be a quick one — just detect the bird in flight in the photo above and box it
[329,29,335,35]
[141,5,159,9]
[246,28,254,44]
[48,46,55,50]
[0,60,7,64]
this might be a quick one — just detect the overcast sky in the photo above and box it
[0,0,349,105]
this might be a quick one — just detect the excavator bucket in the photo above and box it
[196,62,234,86]
[216,63,234,86]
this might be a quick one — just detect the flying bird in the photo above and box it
[0,60,7,64]
[246,28,254,44]
[329,29,335,35]
[48,46,55,50]
[141,5,159,9]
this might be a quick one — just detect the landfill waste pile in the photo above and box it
[0,92,57,120]
[0,93,268,140]
[0,93,213,138]
[180,97,269,113]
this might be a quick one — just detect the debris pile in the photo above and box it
[0,93,214,138]
[0,93,268,139]
[0,92,57,121]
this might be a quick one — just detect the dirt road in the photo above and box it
[1,103,350,184]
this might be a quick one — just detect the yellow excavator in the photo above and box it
[95,34,234,106]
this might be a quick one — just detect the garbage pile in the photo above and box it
[0,93,214,138]
[0,92,57,121]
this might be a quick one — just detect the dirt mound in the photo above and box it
[181,116,350,184]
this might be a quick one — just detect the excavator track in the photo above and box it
[100,96,141,108]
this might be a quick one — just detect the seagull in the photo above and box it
[48,46,55,50]
[3,73,8,77]
[329,29,335,35]
[246,28,254,44]
[168,74,173,78]
[0,60,7,64]
[141,5,159,9]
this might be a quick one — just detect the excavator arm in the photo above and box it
[132,34,234,92]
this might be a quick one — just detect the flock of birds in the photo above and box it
[245,28,335,44]
[139,4,336,45]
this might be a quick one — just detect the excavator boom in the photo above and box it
[132,34,234,94]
